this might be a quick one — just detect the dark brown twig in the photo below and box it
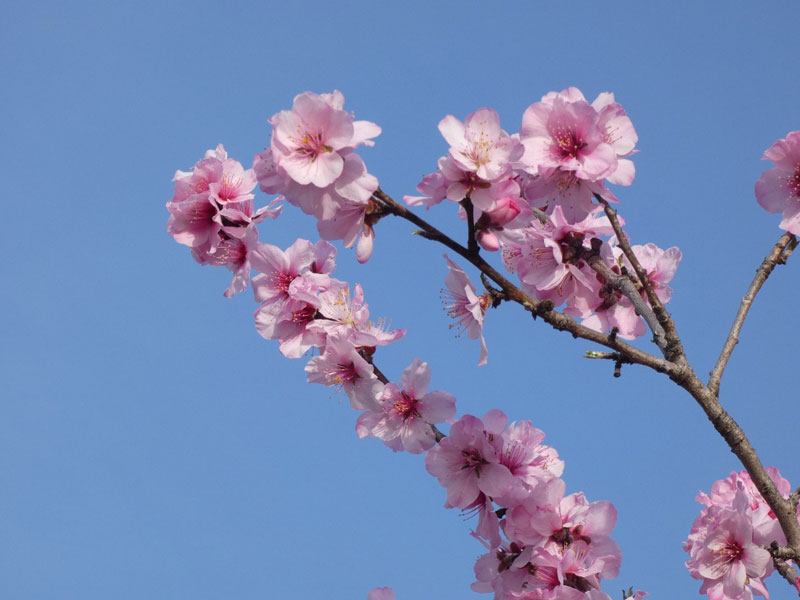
[461,197,480,256]
[768,542,800,589]
[708,232,797,396]
[373,188,800,584]
[584,244,668,353]
[372,188,675,376]
[596,196,685,362]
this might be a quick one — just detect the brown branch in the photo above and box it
[768,542,800,590]
[375,188,800,586]
[461,197,480,256]
[372,188,676,377]
[596,196,685,362]
[708,232,797,396]
[584,244,668,353]
[674,368,800,568]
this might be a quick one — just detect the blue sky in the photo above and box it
[3,1,799,598]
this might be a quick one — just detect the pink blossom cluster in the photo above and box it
[254,90,382,263]
[755,131,800,236]
[684,468,797,600]
[406,88,682,341]
[423,409,625,600]
[166,144,281,297]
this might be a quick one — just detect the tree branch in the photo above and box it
[372,188,676,377]
[584,242,668,353]
[596,196,686,362]
[708,232,797,396]
[768,542,800,591]
[374,188,800,584]
[461,197,480,256]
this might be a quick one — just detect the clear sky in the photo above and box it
[3,1,799,598]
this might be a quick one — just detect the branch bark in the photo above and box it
[372,188,676,377]
[597,197,686,363]
[374,188,800,589]
[708,232,798,396]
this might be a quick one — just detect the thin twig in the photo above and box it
[708,232,797,396]
[768,542,800,589]
[372,188,676,377]
[374,187,800,582]
[584,244,668,353]
[596,196,685,361]
[461,197,480,256]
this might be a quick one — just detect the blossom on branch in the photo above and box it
[356,358,455,454]
[755,131,800,235]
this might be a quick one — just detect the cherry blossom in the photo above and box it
[755,130,800,235]
[441,255,490,366]
[356,358,455,454]
[439,108,523,181]
[425,411,515,509]
[270,90,379,187]
[305,335,383,410]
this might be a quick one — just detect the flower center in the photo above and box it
[295,129,333,161]
[392,391,419,420]
[785,162,800,198]
[327,361,359,386]
[549,121,586,160]
[217,175,243,202]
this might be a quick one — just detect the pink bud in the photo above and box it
[485,196,521,226]
[477,230,500,252]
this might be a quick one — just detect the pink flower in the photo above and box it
[250,239,322,307]
[270,90,380,188]
[520,94,617,182]
[695,512,771,600]
[425,410,516,509]
[501,207,612,313]
[755,131,800,235]
[403,170,447,208]
[199,227,258,298]
[522,169,617,223]
[356,358,456,454]
[208,158,258,208]
[167,146,227,250]
[438,108,523,181]
[582,242,681,340]
[367,588,395,600]
[592,92,638,186]
[442,255,490,366]
[308,284,405,349]
[305,335,383,410]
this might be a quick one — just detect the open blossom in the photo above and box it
[356,358,456,454]
[270,90,380,188]
[520,87,637,188]
[308,284,405,349]
[522,169,618,223]
[167,144,281,297]
[257,137,380,262]
[693,508,771,600]
[582,241,682,340]
[520,94,617,182]
[425,410,516,509]
[684,469,792,600]
[442,255,490,366]
[439,108,524,181]
[755,131,800,235]
[501,206,613,313]
[305,335,383,410]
